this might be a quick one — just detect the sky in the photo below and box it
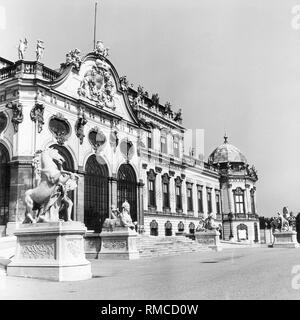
[1,0,300,217]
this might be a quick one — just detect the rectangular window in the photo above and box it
[197,187,203,213]
[251,191,255,214]
[147,132,152,149]
[173,140,179,158]
[161,136,167,154]
[148,180,155,207]
[207,189,212,213]
[216,193,221,214]
[187,184,193,211]
[176,185,182,210]
[234,194,245,213]
[163,183,169,209]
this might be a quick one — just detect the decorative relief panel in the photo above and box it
[67,239,83,258]
[78,58,115,110]
[20,240,55,259]
[102,240,127,251]
[49,113,71,145]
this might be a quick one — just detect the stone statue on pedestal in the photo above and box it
[18,38,28,60]
[36,40,44,61]
[103,200,135,231]
[23,148,79,223]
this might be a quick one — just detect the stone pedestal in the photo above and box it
[7,221,92,281]
[270,231,299,248]
[195,230,223,251]
[99,226,139,260]
[84,231,101,259]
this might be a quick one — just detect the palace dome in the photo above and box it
[208,135,247,165]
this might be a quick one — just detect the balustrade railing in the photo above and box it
[0,62,59,82]
[42,66,59,81]
[0,65,16,80]
[222,213,258,220]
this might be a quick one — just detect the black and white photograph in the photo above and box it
[0,0,300,305]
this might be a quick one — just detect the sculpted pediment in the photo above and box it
[51,43,138,124]
[78,58,116,110]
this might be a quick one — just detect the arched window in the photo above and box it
[233,187,245,214]
[150,220,158,236]
[0,143,10,225]
[178,221,184,232]
[84,155,109,232]
[117,164,137,222]
[165,220,172,236]
[147,169,156,209]
[189,222,195,234]
[237,223,248,241]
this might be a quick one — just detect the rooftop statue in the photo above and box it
[94,40,109,58]
[36,40,44,62]
[24,148,79,223]
[18,38,28,60]
[64,48,81,70]
[173,108,182,123]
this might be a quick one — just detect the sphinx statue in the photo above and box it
[103,200,136,231]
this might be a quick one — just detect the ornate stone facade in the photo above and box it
[0,41,259,244]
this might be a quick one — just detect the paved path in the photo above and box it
[1,247,300,300]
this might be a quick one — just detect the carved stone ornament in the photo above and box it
[0,112,8,134]
[75,108,87,144]
[151,93,160,106]
[20,240,55,259]
[49,114,71,145]
[78,59,115,110]
[30,103,45,133]
[94,40,109,59]
[120,138,134,161]
[63,48,82,71]
[88,127,106,151]
[119,75,129,92]
[6,102,23,133]
[109,129,119,152]
[173,108,183,123]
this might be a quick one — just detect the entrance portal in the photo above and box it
[117,164,137,222]
[84,155,109,232]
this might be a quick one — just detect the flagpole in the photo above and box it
[93,1,98,49]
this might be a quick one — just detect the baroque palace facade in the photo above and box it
[0,42,260,242]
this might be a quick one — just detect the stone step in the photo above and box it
[136,235,212,258]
